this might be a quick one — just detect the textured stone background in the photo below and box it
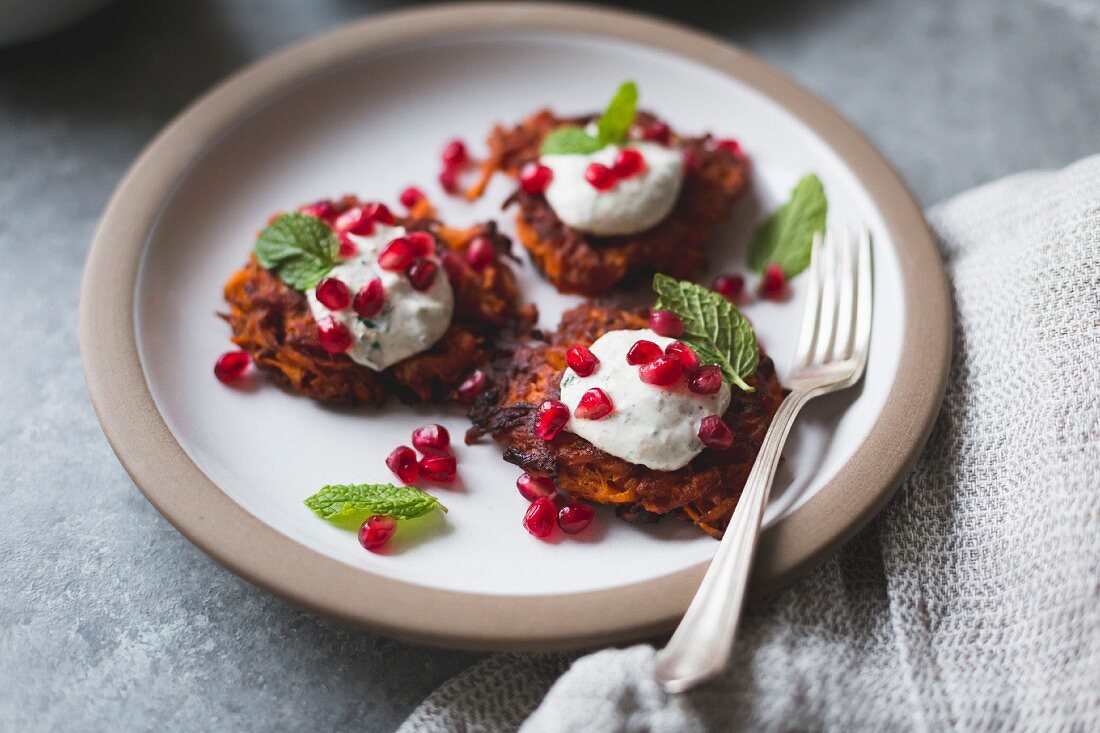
[1,1,1097,731]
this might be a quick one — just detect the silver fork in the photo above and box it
[654,226,873,694]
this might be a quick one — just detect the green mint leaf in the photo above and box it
[652,273,759,392]
[304,483,447,522]
[596,81,638,146]
[748,173,827,277]
[255,212,340,290]
[540,126,604,156]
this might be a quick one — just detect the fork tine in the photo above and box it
[852,226,873,374]
[831,226,856,362]
[812,230,838,366]
[793,231,823,370]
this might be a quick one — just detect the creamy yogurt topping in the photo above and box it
[559,329,731,471]
[306,224,453,371]
[540,141,684,236]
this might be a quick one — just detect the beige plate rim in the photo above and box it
[79,2,952,651]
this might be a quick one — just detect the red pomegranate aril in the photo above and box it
[399,186,425,209]
[519,162,553,195]
[523,497,557,538]
[405,231,435,257]
[649,309,685,337]
[516,473,556,502]
[412,424,451,454]
[214,350,251,384]
[558,502,595,534]
[439,167,461,194]
[713,274,745,301]
[612,148,646,179]
[689,364,723,395]
[585,162,617,191]
[565,345,599,376]
[440,251,468,282]
[760,263,788,299]
[698,415,734,450]
[639,356,684,387]
[337,232,358,258]
[682,148,702,173]
[665,341,699,371]
[386,445,419,484]
[300,199,337,222]
[466,236,495,271]
[419,452,457,483]
[407,258,438,291]
[535,399,570,441]
[575,388,614,420]
[353,278,385,318]
[716,138,744,159]
[315,277,351,311]
[378,237,415,272]
[334,206,374,235]
[626,339,662,365]
[358,515,397,552]
[363,202,396,226]
[456,369,487,404]
[317,317,353,354]
[640,121,671,145]
[441,138,468,168]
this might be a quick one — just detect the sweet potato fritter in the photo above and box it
[222,197,536,406]
[469,110,751,296]
[467,304,784,538]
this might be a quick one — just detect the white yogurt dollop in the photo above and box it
[306,224,453,371]
[540,141,684,236]
[559,329,731,471]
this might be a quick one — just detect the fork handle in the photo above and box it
[654,389,815,693]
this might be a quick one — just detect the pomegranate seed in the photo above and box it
[584,162,617,191]
[558,502,595,534]
[353,278,385,318]
[698,415,734,450]
[399,186,425,209]
[439,167,460,194]
[337,232,358,258]
[649,310,684,337]
[456,370,487,404]
[405,231,435,257]
[716,138,744,159]
[358,515,397,551]
[534,399,570,441]
[214,350,251,384]
[317,317,352,354]
[519,162,553,194]
[682,148,701,173]
[639,122,671,145]
[611,148,646,179]
[362,202,396,226]
[440,251,468,282]
[575,388,614,420]
[300,199,337,222]
[334,206,374,235]
[713,274,745,301]
[639,356,684,387]
[517,473,556,502]
[441,139,468,168]
[378,237,415,271]
[665,341,699,371]
[760,263,788,299]
[419,452,457,483]
[565,345,599,376]
[315,277,351,310]
[689,364,723,394]
[386,445,419,483]
[626,339,662,365]
[523,497,557,538]
[407,258,438,291]
[465,236,495,271]
[412,424,450,453]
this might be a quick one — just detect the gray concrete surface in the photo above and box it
[1,0,1096,730]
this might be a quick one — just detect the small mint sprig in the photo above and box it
[539,81,638,156]
[304,483,447,522]
[254,212,340,290]
[748,173,828,278]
